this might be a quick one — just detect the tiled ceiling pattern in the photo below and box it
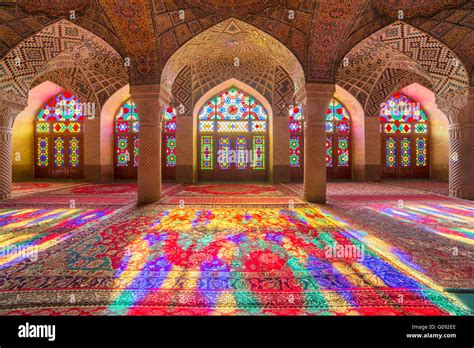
[0,19,127,106]
[0,0,126,57]
[0,0,472,103]
[337,35,432,109]
[97,0,158,84]
[365,68,434,117]
[151,0,314,80]
[30,66,99,105]
[160,18,304,101]
[406,0,474,84]
[337,21,470,113]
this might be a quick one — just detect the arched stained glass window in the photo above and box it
[289,98,352,180]
[114,100,139,179]
[197,86,268,181]
[381,92,429,178]
[162,105,177,180]
[35,92,84,179]
[326,99,351,179]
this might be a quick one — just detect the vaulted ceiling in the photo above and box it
[0,0,472,90]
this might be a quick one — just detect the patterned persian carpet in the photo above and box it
[0,207,119,270]
[384,180,449,196]
[284,182,453,203]
[2,183,182,208]
[327,202,474,289]
[161,184,305,205]
[0,205,469,316]
[11,182,84,197]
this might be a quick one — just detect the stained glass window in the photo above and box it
[289,106,303,168]
[198,87,268,172]
[35,92,84,178]
[201,136,213,170]
[166,136,177,167]
[37,137,49,167]
[400,137,411,167]
[133,137,139,167]
[337,137,349,167]
[326,99,351,168]
[416,138,427,167]
[69,137,80,167]
[289,136,301,168]
[199,87,268,121]
[115,100,140,174]
[253,136,265,170]
[217,121,249,133]
[386,137,396,167]
[36,92,84,122]
[218,136,230,170]
[116,136,129,167]
[163,106,177,169]
[326,137,333,168]
[54,137,65,167]
[236,136,248,170]
[381,93,430,175]
[381,93,427,124]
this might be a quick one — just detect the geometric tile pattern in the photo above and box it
[365,68,434,117]
[151,0,314,79]
[0,19,127,108]
[170,63,294,120]
[337,21,470,114]
[97,0,158,84]
[337,36,429,109]
[407,0,474,84]
[162,18,305,105]
[171,66,192,115]
[0,0,125,58]
[273,66,295,117]
[380,21,469,102]
[30,67,97,106]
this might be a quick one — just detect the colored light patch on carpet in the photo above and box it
[178,184,285,196]
[369,203,474,246]
[0,208,113,268]
[0,196,135,207]
[44,206,469,316]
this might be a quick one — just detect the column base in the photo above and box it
[304,192,326,204]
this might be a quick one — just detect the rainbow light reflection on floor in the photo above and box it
[368,203,474,246]
[82,206,469,315]
[0,208,112,269]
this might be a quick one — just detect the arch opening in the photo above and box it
[193,79,273,182]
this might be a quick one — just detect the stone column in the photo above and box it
[0,91,26,200]
[0,108,14,200]
[272,115,291,182]
[446,87,474,200]
[363,117,382,182]
[176,112,193,183]
[130,85,162,205]
[303,83,335,203]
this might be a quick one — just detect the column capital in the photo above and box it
[0,107,17,129]
[130,84,163,124]
[0,90,27,113]
[0,90,26,128]
[437,86,473,115]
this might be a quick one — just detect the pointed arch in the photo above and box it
[337,21,470,115]
[192,79,273,182]
[160,18,305,106]
[0,19,127,104]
